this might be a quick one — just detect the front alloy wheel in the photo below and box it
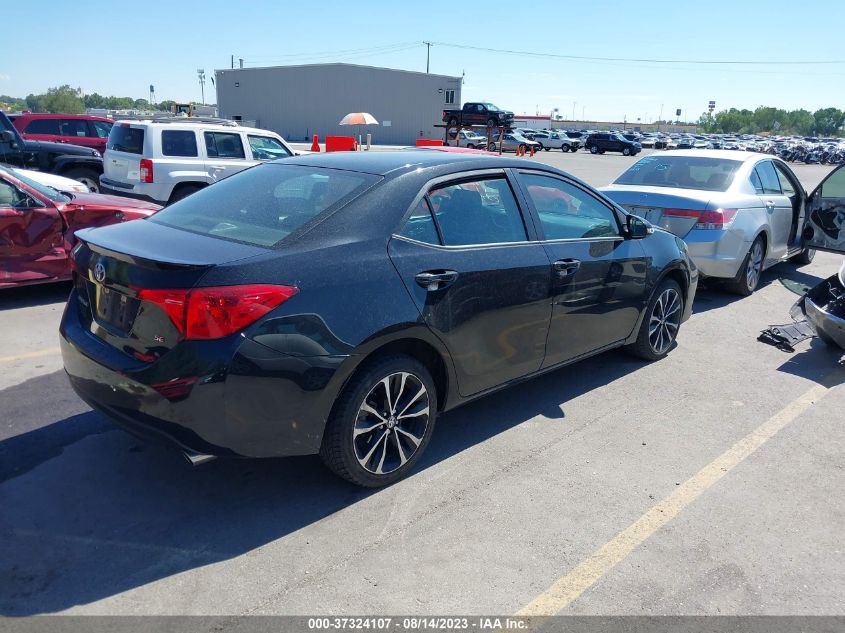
[320,355,437,487]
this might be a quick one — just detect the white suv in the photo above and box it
[99,118,295,204]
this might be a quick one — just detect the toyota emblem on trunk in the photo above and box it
[94,262,106,283]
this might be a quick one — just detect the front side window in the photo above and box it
[204,132,245,159]
[520,173,620,240]
[91,120,113,138]
[149,164,379,247]
[754,161,782,195]
[60,119,89,138]
[773,162,797,197]
[428,177,526,246]
[0,179,28,207]
[247,135,292,160]
[161,130,198,157]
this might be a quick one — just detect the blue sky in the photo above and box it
[2,0,844,122]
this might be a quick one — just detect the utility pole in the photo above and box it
[231,54,234,70]
[197,69,206,105]
[423,41,432,73]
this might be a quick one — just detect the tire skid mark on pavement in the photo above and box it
[516,372,842,617]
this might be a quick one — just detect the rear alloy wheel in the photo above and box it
[590,145,598,154]
[790,247,816,266]
[320,355,436,487]
[487,118,497,128]
[627,279,684,361]
[448,117,459,127]
[725,236,765,296]
[622,147,632,156]
[64,168,100,193]
[488,142,498,152]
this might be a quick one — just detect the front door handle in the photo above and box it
[415,270,458,291]
[553,259,581,277]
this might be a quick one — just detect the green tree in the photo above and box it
[812,107,844,136]
[39,85,84,114]
[25,93,41,112]
[787,109,815,136]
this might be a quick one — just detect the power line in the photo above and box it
[429,41,845,65]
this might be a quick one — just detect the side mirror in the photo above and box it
[0,130,13,143]
[626,215,653,239]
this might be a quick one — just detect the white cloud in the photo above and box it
[0,74,10,81]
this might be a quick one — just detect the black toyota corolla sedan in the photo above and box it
[61,150,697,487]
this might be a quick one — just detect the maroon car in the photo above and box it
[0,165,159,288]
[10,113,114,155]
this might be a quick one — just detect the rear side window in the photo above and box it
[428,178,526,246]
[398,198,440,244]
[205,132,245,159]
[107,125,145,154]
[24,119,61,135]
[615,156,742,192]
[161,130,198,157]
[149,164,380,247]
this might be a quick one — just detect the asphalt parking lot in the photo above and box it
[1,150,843,617]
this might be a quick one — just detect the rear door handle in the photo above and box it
[765,200,775,211]
[415,270,458,291]
[553,259,581,277]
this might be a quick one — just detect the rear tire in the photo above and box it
[487,118,497,128]
[320,355,437,487]
[64,168,99,193]
[790,247,816,266]
[448,117,458,127]
[168,184,202,204]
[488,142,497,152]
[626,279,684,361]
[724,236,765,296]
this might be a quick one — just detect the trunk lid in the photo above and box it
[103,123,146,183]
[72,220,269,361]
[600,185,745,237]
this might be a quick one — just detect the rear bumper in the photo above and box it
[60,289,347,458]
[99,176,168,204]
[684,229,748,279]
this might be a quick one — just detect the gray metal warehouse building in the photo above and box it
[215,63,463,146]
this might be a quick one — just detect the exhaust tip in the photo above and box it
[184,451,217,466]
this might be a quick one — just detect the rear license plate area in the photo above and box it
[91,281,139,332]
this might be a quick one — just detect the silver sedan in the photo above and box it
[600,150,818,295]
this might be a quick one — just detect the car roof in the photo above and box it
[280,149,546,176]
[15,113,112,121]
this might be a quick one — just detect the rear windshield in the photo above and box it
[107,125,145,154]
[149,164,380,247]
[614,156,742,192]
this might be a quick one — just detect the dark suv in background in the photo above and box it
[585,133,642,156]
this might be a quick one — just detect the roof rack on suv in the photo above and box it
[114,116,240,126]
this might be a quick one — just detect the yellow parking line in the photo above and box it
[517,376,839,617]
[0,347,61,363]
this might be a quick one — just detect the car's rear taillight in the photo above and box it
[694,208,737,230]
[140,158,154,183]
[137,284,298,340]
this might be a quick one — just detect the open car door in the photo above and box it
[803,164,845,254]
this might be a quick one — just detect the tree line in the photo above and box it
[0,85,179,114]
[697,106,844,137]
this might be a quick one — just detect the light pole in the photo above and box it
[197,69,206,105]
[572,101,576,122]
[550,107,559,129]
